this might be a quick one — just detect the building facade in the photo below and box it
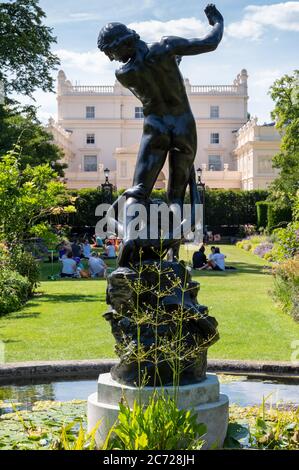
[233,117,280,190]
[49,69,280,190]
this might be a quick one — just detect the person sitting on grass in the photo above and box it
[82,239,92,259]
[210,247,226,271]
[61,251,77,278]
[192,245,207,270]
[208,246,216,260]
[102,240,117,259]
[71,239,82,258]
[88,252,107,278]
[197,246,226,271]
[93,235,104,248]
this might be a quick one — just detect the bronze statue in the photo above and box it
[98,5,223,385]
[98,4,224,267]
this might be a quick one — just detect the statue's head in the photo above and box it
[98,23,140,63]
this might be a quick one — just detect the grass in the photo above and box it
[1,246,299,363]
[183,245,299,361]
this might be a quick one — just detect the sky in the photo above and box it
[29,0,299,123]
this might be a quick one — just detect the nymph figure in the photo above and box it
[98,4,224,266]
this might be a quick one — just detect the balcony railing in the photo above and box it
[61,84,241,96]
[69,85,114,94]
[190,85,239,94]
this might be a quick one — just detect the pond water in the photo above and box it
[0,375,298,415]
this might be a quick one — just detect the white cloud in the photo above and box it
[47,1,155,25]
[226,1,299,40]
[248,67,294,123]
[246,2,299,31]
[226,19,263,40]
[251,68,282,88]
[54,49,115,82]
[128,17,209,42]
[16,89,57,123]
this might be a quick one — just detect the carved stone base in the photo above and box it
[87,373,229,449]
[104,260,219,386]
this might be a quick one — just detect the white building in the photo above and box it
[49,69,280,190]
[233,117,280,190]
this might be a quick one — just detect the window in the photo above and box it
[135,107,144,119]
[86,133,95,144]
[208,155,222,171]
[210,133,220,144]
[86,106,95,119]
[210,106,219,118]
[120,161,127,178]
[84,155,97,172]
[258,156,274,174]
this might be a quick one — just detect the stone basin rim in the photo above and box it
[0,359,298,384]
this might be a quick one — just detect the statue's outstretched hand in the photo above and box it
[204,4,223,26]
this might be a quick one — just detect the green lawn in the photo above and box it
[1,246,299,363]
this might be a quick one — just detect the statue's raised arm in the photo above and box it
[97,3,224,268]
[160,4,224,56]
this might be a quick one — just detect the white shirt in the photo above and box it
[61,257,77,275]
[212,253,226,271]
[89,256,106,275]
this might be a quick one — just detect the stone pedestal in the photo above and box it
[87,372,229,449]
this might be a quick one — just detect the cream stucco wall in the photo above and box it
[50,69,280,191]
[233,117,281,190]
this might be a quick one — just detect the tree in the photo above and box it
[0,104,66,175]
[269,70,299,209]
[0,149,75,243]
[0,0,59,98]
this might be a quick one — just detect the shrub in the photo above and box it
[272,259,299,321]
[253,242,274,259]
[256,202,292,232]
[256,201,270,229]
[238,224,256,238]
[236,240,252,251]
[248,235,269,246]
[237,235,276,260]
[0,269,31,315]
[0,243,10,270]
[267,204,292,230]
[263,251,275,262]
[107,394,206,450]
[8,246,40,296]
[273,222,299,260]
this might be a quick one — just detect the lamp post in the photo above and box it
[101,167,113,205]
[196,167,206,241]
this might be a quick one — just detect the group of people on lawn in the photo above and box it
[59,237,118,279]
[192,245,230,272]
[59,236,232,278]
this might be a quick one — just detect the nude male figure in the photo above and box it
[98,4,224,266]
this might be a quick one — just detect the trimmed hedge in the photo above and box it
[256,201,271,229]
[256,201,293,231]
[204,190,268,227]
[64,188,269,230]
[267,204,293,230]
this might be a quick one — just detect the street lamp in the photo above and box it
[104,167,110,184]
[196,167,206,240]
[101,167,113,204]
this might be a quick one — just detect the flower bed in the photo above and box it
[272,258,299,321]
[236,235,274,260]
